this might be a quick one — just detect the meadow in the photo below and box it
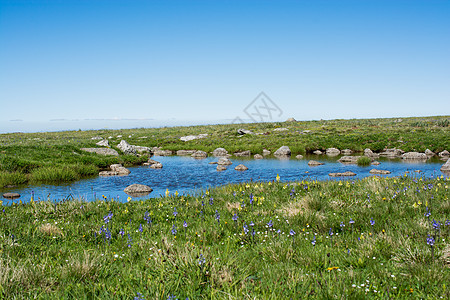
[0,174,448,299]
[0,116,449,188]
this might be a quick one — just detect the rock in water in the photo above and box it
[262,149,271,156]
[326,148,340,156]
[217,158,233,165]
[254,154,263,159]
[274,146,291,156]
[313,150,323,155]
[295,154,304,159]
[191,150,208,159]
[441,159,450,172]
[308,160,324,166]
[402,152,427,160]
[3,192,20,199]
[212,148,229,157]
[124,184,153,196]
[235,164,248,171]
[217,165,227,171]
[369,169,391,175]
[234,150,251,157]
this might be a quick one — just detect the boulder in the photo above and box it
[91,136,103,140]
[341,149,352,155]
[235,164,248,171]
[326,148,340,156]
[234,150,251,157]
[99,171,119,176]
[117,140,137,155]
[153,148,173,156]
[313,150,323,155]
[369,169,391,175]
[177,150,197,156]
[81,148,119,156]
[328,171,356,177]
[110,164,131,175]
[191,150,208,159]
[237,129,254,135]
[262,149,271,156]
[308,160,324,166]
[440,159,450,172]
[2,192,20,199]
[180,134,208,142]
[439,150,450,158]
[254,154,263,159]
[338,156,360,164]
[371,161,381,166]
[364,148,379,158]
[212,148,229,157]
[425,149,435,156]
[402,152,427,160]
[295,154,304,159]
[217,165,227,171]
[124,184,153,196]
[380,148,404,157]
[96,139,109,147]
[274,146,291,156]
[134,146,151,153]
[286,117,296,122]
[273,128,288,131]
[150,162,163,169]
[217,158,233,165]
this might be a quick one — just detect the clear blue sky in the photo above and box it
[1,0,449,126]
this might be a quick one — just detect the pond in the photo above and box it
[1,155,447,204]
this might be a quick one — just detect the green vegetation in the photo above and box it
[0,116,449,187]
[0,175,448,298]
[357,156,372,166]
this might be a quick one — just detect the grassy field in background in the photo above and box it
[0,175,448,298]
[0,116,449,188]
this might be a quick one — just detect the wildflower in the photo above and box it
[243,223,249,235]
[232,213,238,222]
[119,228,125,237]
[209,197,214,206]
[249,193,254,205]
[424,207,431,218]
[311,235,316,246]
[426,235,435,246]
[340,222,345,228]
[329,228,333,236]
[349,218,355,225]
[290,188,295,197]
[173,208,178,217]
[127,234,132,247]
[432,219,440,231]
[370,218,375,227]
[215,210,220,224]
[103,211,113,224]
[165,189,170,197]
[134,292,145,300]
[290,229,296,236]
[276,174,280,182]
[183,221,188,228]
[138,224,143,233]
[171,224,177,235]
[445,219,450,226]
[144,212,152,225]
[267,220,273,228]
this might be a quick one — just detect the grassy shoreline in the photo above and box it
[0,175,448,298]
[1,116,449,188]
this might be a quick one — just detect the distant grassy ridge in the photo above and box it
[0,116,449,187]
[0,175,448,298]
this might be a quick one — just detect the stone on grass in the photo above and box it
[274,146,291,156]
[81,148,119,156]
[286,117,296,122]
[176,150,197,156]
[96,139,109,147]
[237,129,253,135]
[117,140,137,155]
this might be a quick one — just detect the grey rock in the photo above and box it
[338,156,360,164]
[234,150,251,157]
[341,149,353,155]
[328,171,356,177]
[96,139,109,147]
[308,160,324,166]
[237,129,254,135]
[110,164,131,175]
[177,150,197,156]
[440,159,450,172]
[134,146,151,153]
[371,161,381,165]
[91,136,103,140]
[380,148,404,157]
[218,158,233,165]
[262,149,271,156]
[295,154,304,159]
[254,154,263,159]
[439,150,450,157]
[274,146,291,156]
[99,171,119,176]
[124,184,153,196]
[217,165,227,171]
[191,150,208,159]
[117,140,137,155]
[313,150,323,155]
[425,149,435,156]
[117,135,122,138]
[150,162,163,169]
[180,134,208,142]
[402,152,427,160]
[286,117,296,122]
[212,148,229,157]
[364,148,379,158]
[153,148,173,156]
[326,148,340,156]
[273,128,288,131]
[369,169,391,175]
[234,164,248,171]
[81,148,119,156]
[3,192,20,199]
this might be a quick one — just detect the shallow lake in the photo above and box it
[1,155,447,204]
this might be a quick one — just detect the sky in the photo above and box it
[0,0,449,132]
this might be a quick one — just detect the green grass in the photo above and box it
[0,175,448,298]
[0,171,27,187]
[0,116,449,187]
[357,156,372,166]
